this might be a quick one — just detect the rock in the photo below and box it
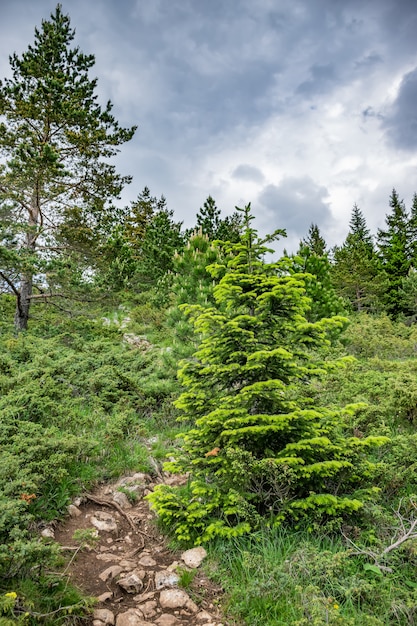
[118,572,144,594]
[99,565,123,582]
[41,527,55,539]
[112,491,133,509]
[166,561,179,572]
[97,592,113,603]
[115,609,149,626]
[154,570,180,590]
[196,610,214,622]
[181,546,207,568]
[133,591,156,603]
[119,559,137,570]
[155,615,181,626]
[138,600,158,618]
[73,496,84,507]
[93,621,105,626]
[96,552,121,562]
[159,589,198,612]
[93,608,115,624]
[91,511,118,533]
[137,554,156,567]
[67,504,81,517]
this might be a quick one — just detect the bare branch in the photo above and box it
[0,271,20,296]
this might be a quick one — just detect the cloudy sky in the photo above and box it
[1,0,417,253]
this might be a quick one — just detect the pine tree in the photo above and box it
[302,223,327,256]
[0,5,136,330]
[295,224,344,322]
[332,205,386,312]
[377,190,413,316]
[194,196,243,242]
[148,205,386,543]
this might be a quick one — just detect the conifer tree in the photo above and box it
[294,224,344,322]
[302,223,327,256]
[333,205,386,312]
[194,196,243,242]
[377,190,414,316]
[148,205,386,543]
[0,5,136,330]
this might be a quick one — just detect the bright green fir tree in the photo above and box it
[148,205,386,543]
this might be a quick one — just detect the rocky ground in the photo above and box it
[48,472,236,626]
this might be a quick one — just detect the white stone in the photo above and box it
[181,547,207,569]
[119,559,137,570]
[112,491,133,509]
[137,555,156,567]
[118,573,143,594]
[159,589,198,612]
[97,592,113,603]
[41,527,55,539]
[138,600,158,618]
[196,610,214,622]
[91,511,118,533]
[93,608,115,625]
[154,570,179,590]
[99,565,123,582]
[96,553,121,562]
[155,615,181,626]
[67,504,82,517]
[133,591,156,603]
[115,610,149,626]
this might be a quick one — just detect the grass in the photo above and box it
[208,525,417,625]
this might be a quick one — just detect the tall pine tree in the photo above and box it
[377,190,414,316]
[0,5,136,330]
[333,204,386,312]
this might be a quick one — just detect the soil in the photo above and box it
[52,473,236,626]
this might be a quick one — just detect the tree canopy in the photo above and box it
[0,4,136,330]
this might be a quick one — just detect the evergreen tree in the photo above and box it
[167,232,221,359]
[302,223,327,256]
[148,205,385,543]
[294,224,344,322]
[194,196,243,242]
[332,205,386,312]
[133,205,184,296]
[377,190,414,316]
[0,5,136,330]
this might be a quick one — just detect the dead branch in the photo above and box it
[342,498,417,573]
[84,494,137,531]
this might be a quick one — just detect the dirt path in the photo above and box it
[51,472,233,626]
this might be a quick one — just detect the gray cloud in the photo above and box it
[232,165,265,184]
[384,67,417,150]
[257,177,333,238]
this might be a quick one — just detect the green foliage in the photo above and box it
[147,205,386,543]
[332,205,386,313]
[377,190,416,316]
[209,526,417,625]
[194,195,243,242]
[293,239,345,322]
[0,5,136,330]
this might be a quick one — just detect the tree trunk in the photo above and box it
[14,192,39,332]
[14,273,32,331]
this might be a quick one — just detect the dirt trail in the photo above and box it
[52,472,234,626]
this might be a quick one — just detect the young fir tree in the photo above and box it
[148,205,386,543]
[0,5,136,330]
[377,189,414,316]
[332,205,386,312]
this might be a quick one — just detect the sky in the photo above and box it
[1,0,417,253]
